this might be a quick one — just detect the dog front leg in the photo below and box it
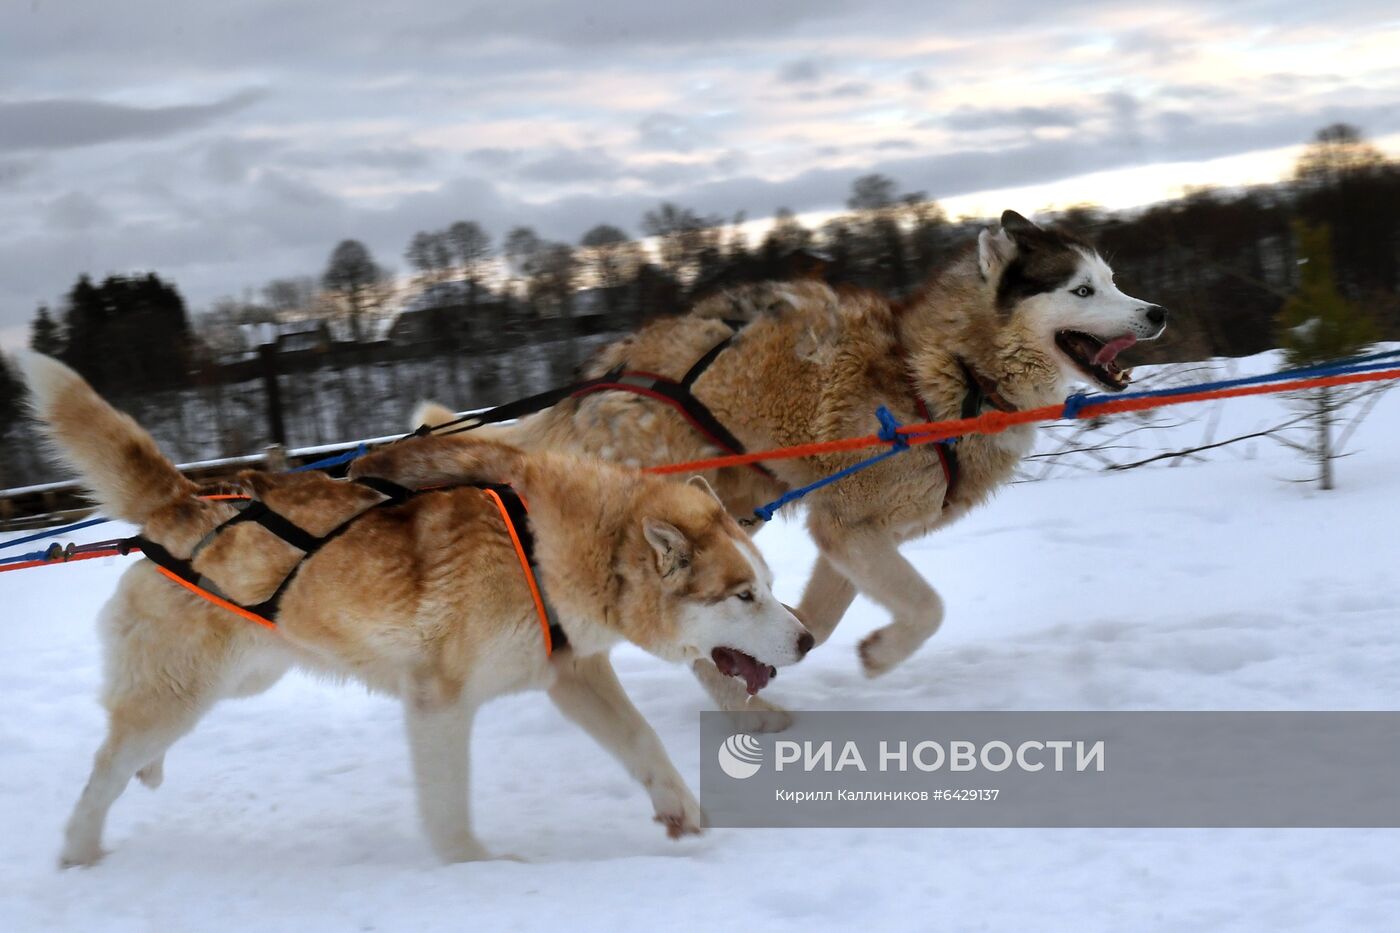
[794,552,858,646]
[549,652,704,840]
[813,516,945,677]
[403,687,490,863]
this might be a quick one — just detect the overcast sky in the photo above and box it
[2,0,1398,345]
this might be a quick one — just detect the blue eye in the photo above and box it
[1073,285,1094,297]
[735,591,754,602]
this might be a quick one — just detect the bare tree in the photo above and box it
[447,220,492,308]
[641,202,719,282]
[322,239,382,342]
[579,223,640,312]
[847,173,897,212]
[532,242,578,317]
[262,277,316,317]
[502,226,543,306]
[405,231,453,286]
[1294,123,1386,190]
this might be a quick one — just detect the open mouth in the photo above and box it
[1055,330,1137,392]
[712,647,777,696]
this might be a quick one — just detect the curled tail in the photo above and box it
[15,352,195,525]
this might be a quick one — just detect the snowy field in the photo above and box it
[2,350,1398,932]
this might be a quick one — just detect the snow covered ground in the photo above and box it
[2,350,1398,932]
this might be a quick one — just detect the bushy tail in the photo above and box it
[409,399,524,447]
[349,435,528,492]
[14,352,195,525]
[412,401,458,430]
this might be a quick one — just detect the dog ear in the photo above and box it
[1000,209,1040,236]
[978,225,1017,281]
[643,518,692,578]
[686,474,723,503]
[999,209,1053,252]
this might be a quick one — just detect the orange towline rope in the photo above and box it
[643,366,1400,476]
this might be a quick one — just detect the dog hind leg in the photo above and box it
[550,652,704,838]
[61,690,214,867]
[130,655,288,793]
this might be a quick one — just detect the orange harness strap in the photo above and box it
[480,487,556,656]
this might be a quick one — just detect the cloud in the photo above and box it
[514,147,618,184]
[43,191,109,232]
[0,157,39,187]
[636,113,713,153]
[944,105,1083,132]
[2,0,1399,344]
[778,58,824,84]
[0,90,265,152]
[341,147,435,172]
[797,81,874,102]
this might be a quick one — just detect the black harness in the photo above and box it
[428,320,775,480]
[125,478,567,652]
[908,359,1014,502]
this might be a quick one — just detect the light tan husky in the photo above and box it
[17,353,811,866]
[416,211,1166,726]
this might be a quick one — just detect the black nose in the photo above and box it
[797,632,815,659]
[1145,305,1167,326]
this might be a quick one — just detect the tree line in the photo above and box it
[4,123,1397,433]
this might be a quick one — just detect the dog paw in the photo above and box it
[651,782,706,839]
[58,846,105,869]
[859,626,924,677]
[136,758,164,790]
[655,809,705,840]
[431,835,495,864]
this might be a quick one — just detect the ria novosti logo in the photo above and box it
[718,733,763,779]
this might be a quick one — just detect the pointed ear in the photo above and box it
[1000,210,1039,237]
[686,474,722,503]
[999,209,1052,254]
[643,518,692,578]
[978,226,1017,281]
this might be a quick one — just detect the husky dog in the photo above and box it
[17,353,811,866]
[418,210,1167,726]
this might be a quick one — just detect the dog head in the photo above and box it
[979,210,1167,392]
[627,476,812,695]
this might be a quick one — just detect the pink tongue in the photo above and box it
[712,647,774,695]
[1093,334,1137,365]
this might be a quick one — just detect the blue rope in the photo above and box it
[1,447,363,561]
[753,406,914,523]
[1063,347,1400,420]
[0,516,111,553]
[289,443,368,473]
[1,547,62,566]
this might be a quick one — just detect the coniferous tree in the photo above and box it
[1277,220,1378,490]
[58,273,191,392]
[0,353,19,430]
[29,305,65,356]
